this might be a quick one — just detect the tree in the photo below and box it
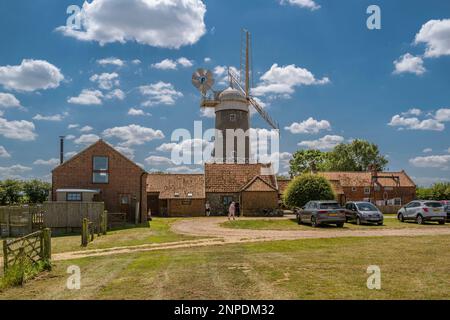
[416,182,450,200]
[0,179,23,205]
[23,180,51,204]
[326,139,388,172]
[283,173,335,208]
[289,150,329,176]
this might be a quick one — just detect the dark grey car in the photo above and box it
[297,201,346,228]
[344,202,384,225]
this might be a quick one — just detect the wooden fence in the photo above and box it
[0,206,44,238]
[81,212,107,247]
[2,228,51,273]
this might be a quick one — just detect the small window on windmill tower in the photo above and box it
[230,114,236,122]
[174,192,180,198]
[187,192,193,198]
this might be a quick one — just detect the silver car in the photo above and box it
[397,200,446,225]
[344,201,384,225]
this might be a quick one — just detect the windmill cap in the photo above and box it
[219,87,247,102]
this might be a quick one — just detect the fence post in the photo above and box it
[42,228,51,262]
[2,239,8,272]
[18,246,25,285]
[81,218,88,247]
[102,210,108,235]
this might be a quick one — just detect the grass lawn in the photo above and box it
[0,235,449,300]
[0,218,203,258]
[221,217,450,231]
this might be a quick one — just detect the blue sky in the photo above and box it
[0,0,449,186]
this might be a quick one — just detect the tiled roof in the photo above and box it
[240,176,278,192]
[276,179,291,195]
[205,163,276,193]
[328,180,344,195]
[147,174,205,199]
[319,171,416,188]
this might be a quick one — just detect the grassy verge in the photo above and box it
[1,235,449,299]
[221,217,450,231]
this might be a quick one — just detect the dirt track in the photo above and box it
[3,217,449,264]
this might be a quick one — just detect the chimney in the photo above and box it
[59,136,65,165]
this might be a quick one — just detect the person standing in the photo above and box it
[228,201,236,221]
[205,201,211,217]
[235,202,241,217]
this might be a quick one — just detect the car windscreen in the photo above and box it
[425,202,443,208]
[319,203,340,209]
[356,203,378,211]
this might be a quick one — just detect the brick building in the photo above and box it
[51,140,148,223]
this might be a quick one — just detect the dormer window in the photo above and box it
[93,156,109,184]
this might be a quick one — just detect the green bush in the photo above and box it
[283,173,335,208]
[0,260,51,290]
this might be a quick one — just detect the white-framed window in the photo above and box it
[374,185,381,192]
[364,187,371,195]
[229,114,236,122]
[93,156,109,184]
[351,187,357,192]
[66,192,82,202]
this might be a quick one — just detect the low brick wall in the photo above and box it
[378,205,402,214]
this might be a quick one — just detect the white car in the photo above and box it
[397,200,446,225]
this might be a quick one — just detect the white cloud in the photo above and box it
[0,164,32,179]
[279,0,320,11]
[285,117,331,134]
[139,82,183,106]
[115,145,135,160]
[79,125,93,133]
[402,108,422,117]
[253,64,330,97]
[0,93,22,108]
[151,59,178,70]
[145,155,174,166]
[423,148,433,153]
[177,57,194,68]
[90,72,119,90]
[435,108,450,122]
[409,155,450,169]
[166,166,202,173]
[65,151,77,158]
[33,112,67,121]
[0,59,64,92]
[74,134,100,145]
[68,89,103,105]
[68,124,79,129]
[298,135,344,150]
[105,88,125,100]
[33,158,60,166]
[55,0,206,49]
[0,117,37,141]
[131,59,141,65]
[388,114,444,131]
[128,108,151,116]
[393,53,426,75]
[0,146,11,158]
[415,19,450,58]
[102,124,164,146]
[65,135,76,140]
[96,57,125,67]
[157,138,213,164]
[204,57,211,63]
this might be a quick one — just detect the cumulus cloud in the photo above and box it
[252,64,330,98]
[33,112,68,121]
[285,117,331,134]
[415,19,450,58]
[388,114,444,131]
[0,117,37,141]
[139,82,183,106]
[0,146,11,158]
[74,134,100,145]
[279,0,320,11]
[409,155,450,169]
[0,59,64,92]
[33,158,60,166]
[166,166,203,173]
[393,53,426,75]
[68,89,103,105]
[157,138,213,164]
[90,72,119,90]
[0,164,32,180]
[102,124,164,146]
[128,108,151,116]
[435,108,450,122]
[423,148,433,153]
[115,145,135,160]
[151,57,193,70]
[0,93,22,109]
[68,124,79,129]
[145,155,174,166]
[105,88,125,100]
[79,125,93,133]
[55,0,206,49]
[96,57,125,67]
[298,135,344,150]
[176,57,194,67]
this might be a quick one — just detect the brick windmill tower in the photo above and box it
[192,30,279,164]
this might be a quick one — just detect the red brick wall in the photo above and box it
[168,199,205,217]
[52,141,147,222]
[341,186,416,205]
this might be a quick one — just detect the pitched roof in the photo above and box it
[240,176,278,192]
[52,139,145,173]
[318,171,416,188]
[147,174,205,199]
[205,163,277,193]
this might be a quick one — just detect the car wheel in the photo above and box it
[356,217,362,225]
[438,220,445,225]
[416,215,424,225]
[311,216,319,228]
[336,223,344,228]
[399,213,405,222]
[377,221,383,226]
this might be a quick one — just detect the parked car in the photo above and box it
[441,201,450,222]
[397,200,446,225]
[344,201,384,225]
[296,201,346,228]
